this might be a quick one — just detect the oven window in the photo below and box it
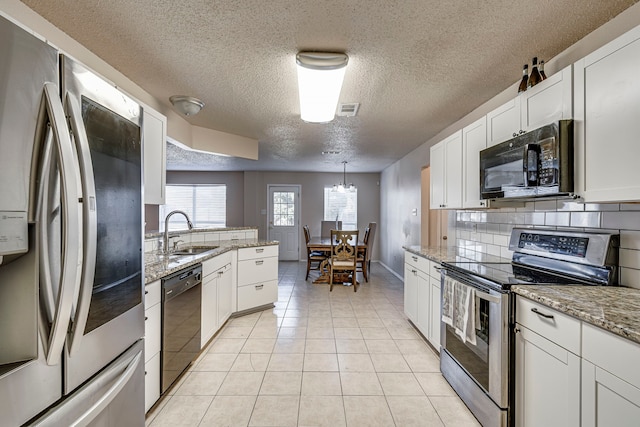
[445,297,490,390]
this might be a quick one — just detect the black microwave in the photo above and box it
[479,120,573,200]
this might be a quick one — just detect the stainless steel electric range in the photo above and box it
[439,228,619,427]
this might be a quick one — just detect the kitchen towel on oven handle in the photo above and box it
[442,276,477,345]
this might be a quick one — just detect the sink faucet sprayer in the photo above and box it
[163,210,193,254]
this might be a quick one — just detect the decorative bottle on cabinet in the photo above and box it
[539,59,547,80]
[518,64,529,93]
[528,57,542,88]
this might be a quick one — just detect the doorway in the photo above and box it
[267,185,301,261]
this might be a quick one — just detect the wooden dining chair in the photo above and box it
[303,225,326,280]
[329,229,359,292]
[357,222,377,282]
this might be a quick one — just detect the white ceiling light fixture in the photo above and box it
[332,161,356,193]
[170,95,205,116]
[296,52,348,123]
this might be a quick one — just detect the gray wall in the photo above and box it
[244,171,381,260]
[151,170,381,260]
[378,3,640,278]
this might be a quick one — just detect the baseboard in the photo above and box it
[377,260,403,281]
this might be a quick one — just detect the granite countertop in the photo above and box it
[512,285,640,345]
[403,245,510,264]
[145,239,278,283]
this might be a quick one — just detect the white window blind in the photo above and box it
[159,185,226,231]
[323,187,357,230]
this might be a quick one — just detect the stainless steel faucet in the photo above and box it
[163,210,193,253]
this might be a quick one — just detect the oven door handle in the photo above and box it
[474,288,502,304]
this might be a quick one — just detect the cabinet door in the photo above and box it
[403,263,418,322]
[574,26,640,202]
[142,107,166,205]
[582,360,640,427]
[444,131,463,209]
[217,266,233,326]
[144,352,160,413]
[201,276,218,348]
[415,270,430,337]
[429,142,445,209]
[515,325,581,427]
[462,117,487,208]
[520,65,572,131]
[428,276,441,352]
[486,98,521,147]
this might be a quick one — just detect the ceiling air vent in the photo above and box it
[336,103,360,117]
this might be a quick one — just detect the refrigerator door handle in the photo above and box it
[39,83,83,366]
[65,92,97,355]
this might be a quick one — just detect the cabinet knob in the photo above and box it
[512,132,517,137]
[480,201,485,206]
[442,236,448,240]
[519,129,525,135]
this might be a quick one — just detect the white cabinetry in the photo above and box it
[462,116,488,208]
[582,323,640,427]
[430,130,462,210]
[236,245,278,312]
[574,26,640,203]
[403,251,441,351]
[144,280,161,413]
[201,251,233,348]
[487,65,572,147]
[142,106,167,205]
[515,297,581,427]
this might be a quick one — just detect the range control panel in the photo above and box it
[518,232,589,258]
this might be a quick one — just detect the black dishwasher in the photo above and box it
[161,264,202,393]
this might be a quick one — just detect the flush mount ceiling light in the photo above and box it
[169,95,205,116]
[296,52,349,123]
[332,161,356,193]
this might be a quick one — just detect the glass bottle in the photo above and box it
[528,57,542,88]
[518,64,529,93]
[539,59,547,80]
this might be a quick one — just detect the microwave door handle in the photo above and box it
[40,83,83,366]
[65,92,97,355]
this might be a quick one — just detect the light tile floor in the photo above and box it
[146,262,480,427]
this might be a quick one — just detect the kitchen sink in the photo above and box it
[171,245,219,256]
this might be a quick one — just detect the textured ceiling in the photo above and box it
[22,0,638,172]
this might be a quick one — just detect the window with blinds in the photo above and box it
[323,187,357,230]
[159,184,226,231]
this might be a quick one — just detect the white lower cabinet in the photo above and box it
[201,270,219,348]
[144,280,161,413]
[403,251,441,352]
[515,296,640,427]
[236,245,278,312]
[581,323,640,427]
[217,264,233,326]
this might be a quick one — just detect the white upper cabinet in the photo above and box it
[574,25,640,203]
[430,130,463,210]
[487,65,572,147]
[462,116,488,208]
[142,106,167,205]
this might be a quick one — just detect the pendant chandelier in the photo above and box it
[332,161,356,193]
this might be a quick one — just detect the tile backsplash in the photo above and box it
[453,200,640,289]
[144,228,258,254]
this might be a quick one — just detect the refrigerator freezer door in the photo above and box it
[29,340,145,427]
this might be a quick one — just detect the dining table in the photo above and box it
[306,236,365,285]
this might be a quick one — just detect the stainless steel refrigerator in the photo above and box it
[0,14,144,426]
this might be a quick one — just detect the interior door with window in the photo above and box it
[268,185,300,260]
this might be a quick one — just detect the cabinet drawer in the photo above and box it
[516,296,581,355]
[404,251,429,273]
[238,245,278,261]
[237,279,278,311]
[144,352,160,413]
[583,323,640,389]
[144,303,161,362]
[428,260,442,279]
[144,280,161,310]
[238,257,278,285]
[202,252,231,278]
